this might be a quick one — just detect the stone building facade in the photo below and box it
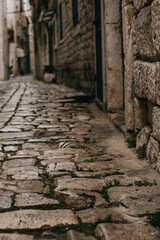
[0,0,9,81]
[54,0,95,94]
[31,0,160,172]
[7,0,31,76]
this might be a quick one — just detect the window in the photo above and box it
[72,0,78,27]
[59,3,63,40]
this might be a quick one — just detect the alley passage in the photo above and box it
[0,76,159,240]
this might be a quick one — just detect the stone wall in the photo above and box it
[0,0,8,81]
[55,0,95,95]
[123,0,160,172]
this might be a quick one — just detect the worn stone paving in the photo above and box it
[0,76,159,240]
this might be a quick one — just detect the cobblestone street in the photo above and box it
[0,76,159,239]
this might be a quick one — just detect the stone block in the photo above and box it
[105,0,121,24]
[156,62,160,105]
[125,100,134,131]
[107,70,123,111]
[134,97,148,130]
[0,209,78,230]
[147,103,154,124]
[136,126,151,149]
[133,61,157,103]
[151,0,160,58]
[0,234,34,240]
[67,230,96,240]
[122,4,134,130]
[122,0,133,9]
[133,6,153,60]
[133,0,153,12]
[105,23,123,112]
[147,136,160,166]
[95,223,160,240]
[152,107,160,141]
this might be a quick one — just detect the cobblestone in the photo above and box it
[0,76,159,239]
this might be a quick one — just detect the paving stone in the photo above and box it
[0,152,4,158]
[104,175,142,186]
[0,132,33,140]
[77,161,114,172]
[0,234,34,240]
[1,128,21,132]
[108,186,160,216]
[4,166,42,180]
[17,180,47,193]
[67,230,96,240]
[0,209,78,230]
[0,191,13,209]
[95,223,160,240]
[4,146,19,152]
[0,180,18,192]
[41,157,73,166]
[76,207,138,224]
[2,158,36,170]
[16,150,40,157]
[55,177,105,192]
[22,143,53,151]
[55,162,76,172]
[15,193,59,207]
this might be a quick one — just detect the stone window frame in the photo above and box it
[72,0,79,27]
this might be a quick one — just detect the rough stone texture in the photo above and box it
[108,186,160,216]
[105,24,123,111]
[133,6,153,60]
[14,193,59,207]
[134,97,148,130]
[0,191,13,209]
[105,0,121,24]
[136,126,151,149]
[53,0,95,95]
[134,61,157,103]
[151,0,160,58]
[122,3,134,130]
[76,208,137,224]
[55,177,105,192]
[0,210,78,229]
[133,0,153,11]
[4,166,42,180]
[67,230,96,240]
[4,146,19,152]
[147,136,160,168]
[0,234,34,240]
[95,223,160,240]
[152,107,160,141]
[2,158,36,170]
[156,62,160,105]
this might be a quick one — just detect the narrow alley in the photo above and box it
[0,76,159,239]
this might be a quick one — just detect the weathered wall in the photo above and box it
[103,0,124,112]
[55,0,95,95]
[122,0,160,172]
[0,0,8,81]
